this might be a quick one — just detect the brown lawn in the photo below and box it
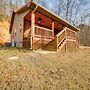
[0,47,90,90]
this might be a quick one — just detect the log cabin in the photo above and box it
[9,1,80,52]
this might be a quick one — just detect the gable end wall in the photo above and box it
[11,10,30,47]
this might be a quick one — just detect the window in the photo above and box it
[12,29,16,37]
[19,24,22,33]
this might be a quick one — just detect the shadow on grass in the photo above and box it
[0,46,32,53]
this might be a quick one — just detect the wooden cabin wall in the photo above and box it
[23,20,31,48]
[11,10,30,47]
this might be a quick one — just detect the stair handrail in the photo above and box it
[56,27,80,51]
[35,25,53,32]
[56,28,66,37]
[34,25,53,39]
[65,27,80,46]
[56,28,66,51]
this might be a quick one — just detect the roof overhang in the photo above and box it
[34,3,79,32]
[9,1,80,34]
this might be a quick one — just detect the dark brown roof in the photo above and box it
[9,1,79,33]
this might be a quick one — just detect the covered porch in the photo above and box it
[23,10,64,50]
[23,3,79,51]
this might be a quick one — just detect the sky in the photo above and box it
[18,0,90,10]
[43,0,90,24]
[45,0,90,10]
[15,0,90,24]
[81,0,90,9]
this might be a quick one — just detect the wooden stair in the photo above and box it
[56,27,79,52]
[44,37,57,51]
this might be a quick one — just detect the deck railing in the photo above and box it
[34,26,53,39]
[66,28,79,46]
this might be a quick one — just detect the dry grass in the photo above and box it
[0,47,90,90]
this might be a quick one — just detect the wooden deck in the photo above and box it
[30,26,79,51]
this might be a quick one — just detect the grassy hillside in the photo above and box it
[0,47,90,90]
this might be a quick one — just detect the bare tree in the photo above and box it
[25,0,30,4]
[80,9,90,25]
[56,0,82,26]
[0,0,3,16]
[78,10,90,46]
[38,0,47,8]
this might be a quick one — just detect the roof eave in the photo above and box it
[9,1,80,33]
[9,11,15,34]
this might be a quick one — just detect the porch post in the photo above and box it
[65,27,67,52]
[31,12,35,50]
[52,20,54,39]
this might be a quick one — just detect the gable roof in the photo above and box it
[9,1,79,33]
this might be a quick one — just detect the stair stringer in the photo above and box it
[57,39,67,52]
[58,39,79,52]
